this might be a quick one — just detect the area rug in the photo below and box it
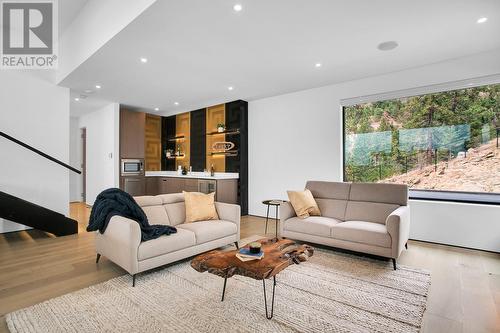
[6,248,431,333]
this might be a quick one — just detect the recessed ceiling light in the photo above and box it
[228,86,234,91]
[377,41,399,51]
[74,97,80,101]
[84,89,93,94]
[477,17,488,24]
[140,57,148,63]
[233,4,242,12]
[95,85,101,89]
[154,107,159,111]
[174,102,179,106]
[315,63,322,68]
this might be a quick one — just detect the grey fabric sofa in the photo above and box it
[280,181,409,269]
[95,193,240,285]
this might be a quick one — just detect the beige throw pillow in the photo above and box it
[287,189,321,219]
[183,191,219,223]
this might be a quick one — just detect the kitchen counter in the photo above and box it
[145,171,239,180]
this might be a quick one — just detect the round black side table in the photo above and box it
[262,200,288,238]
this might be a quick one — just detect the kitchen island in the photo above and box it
[145,171,239,204]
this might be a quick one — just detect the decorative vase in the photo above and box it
[248,242,261,254]
[217,126,224,133]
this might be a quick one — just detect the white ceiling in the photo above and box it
[58,0,89,36]
[61,0,500,116]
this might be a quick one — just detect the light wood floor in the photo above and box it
[1,203,499,333]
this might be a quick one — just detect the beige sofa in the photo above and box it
[95,193,240,285]
[280,181,409,269]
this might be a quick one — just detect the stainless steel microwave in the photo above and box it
[121,159,144,176]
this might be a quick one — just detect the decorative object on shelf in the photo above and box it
[212,141,235,152]
[217,123,226,133]
[182,166,188,175]
[210,164,215,177]
[248,241,262,254]
[176,145,182,156]
[165,149,185,159]
[177,165,182,175]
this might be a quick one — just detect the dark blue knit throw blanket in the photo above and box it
[87,188,176,241]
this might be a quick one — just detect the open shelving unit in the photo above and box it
[206,129,240,136]
[166,135,185,142]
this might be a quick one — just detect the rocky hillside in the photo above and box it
[382,139,500,193]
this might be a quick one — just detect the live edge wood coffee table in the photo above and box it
[191,238,314,319]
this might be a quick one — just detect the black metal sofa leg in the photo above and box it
[392,258,397,270]
[132,274,136,287]
[234,241,239,249]
[96,253,101,263]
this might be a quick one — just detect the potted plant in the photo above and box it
[217,123,226,133]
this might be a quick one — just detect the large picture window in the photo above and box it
[343,83,500,202]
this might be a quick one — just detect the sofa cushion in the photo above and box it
[183,191,219,223]
[158,193,185,204]
[177,220,237,244]
[332,221,391,248]
[164,202,186,226]
[137,228,196,260]
[134,195,163,207]
[306,181,351,200]
[287,189,321,218]
[344,201,399,224]
[315,198,348,221]
[142,206,171,226]
[284,216,340,237]
[349,183,408,206]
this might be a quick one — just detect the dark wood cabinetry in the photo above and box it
[120,108,146,196]
[119,102,246,212]
[120,109,145,158]
[120,177,146,197]
[145,177,237,204]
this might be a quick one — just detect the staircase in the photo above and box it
[0,130,81,236]
[0,191,78,236]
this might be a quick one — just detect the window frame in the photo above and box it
[341,75,500,205]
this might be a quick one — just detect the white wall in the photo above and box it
[249,49,500,252]
[69,116,82,202]
[78,103,120,205]
[0,71,70,233]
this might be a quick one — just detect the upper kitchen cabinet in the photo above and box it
[145,114,162,171]
[120,108,145,159]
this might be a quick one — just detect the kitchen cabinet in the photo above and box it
[121,177,146,196]
[145,177,238,204]
[120,108,145,159]
[145,177,159,195]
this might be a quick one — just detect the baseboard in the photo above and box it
[408,238,500,254]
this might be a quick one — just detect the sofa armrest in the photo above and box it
[95,215,142,274]
[279,202,296,235]
[279,201,296,222]
[215,202,241,238]
[386,206,410,259]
